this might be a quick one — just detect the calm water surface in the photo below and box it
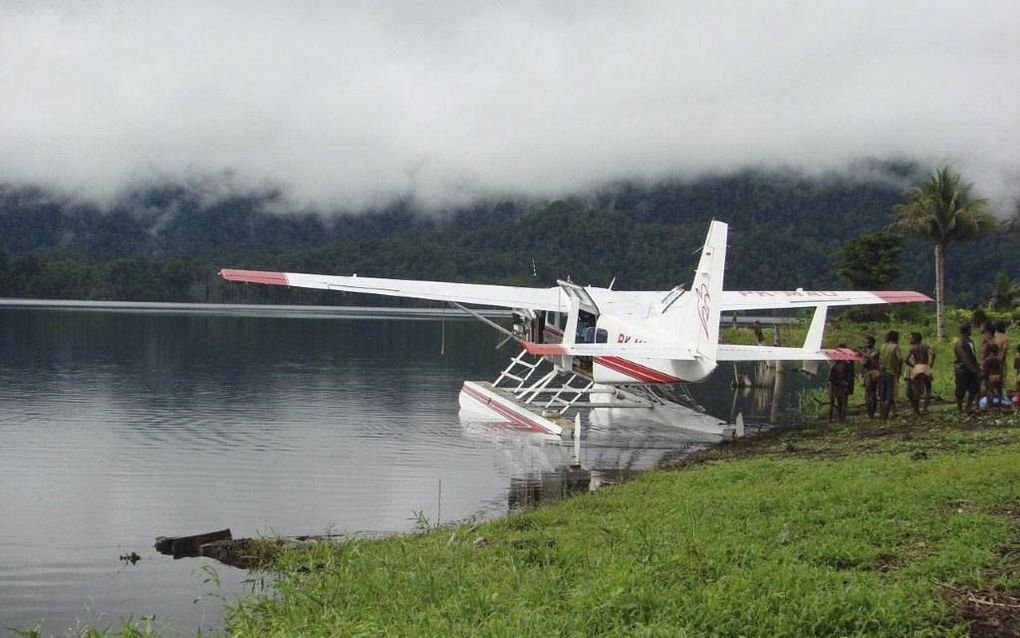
[0,305,809,636]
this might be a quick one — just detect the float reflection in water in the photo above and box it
[458,407,716,510]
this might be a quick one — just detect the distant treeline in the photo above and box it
[0,167,1014,306]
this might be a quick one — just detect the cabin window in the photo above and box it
[576,310,597,343]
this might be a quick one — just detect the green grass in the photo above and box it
[223,409,1020,637]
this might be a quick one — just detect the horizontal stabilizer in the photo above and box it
[524,341,696,360]
[720,290,931,311]
[716,345,859,362]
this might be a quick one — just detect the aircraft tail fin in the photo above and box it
[679,220,727,361]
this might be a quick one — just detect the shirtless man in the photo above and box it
[905,332,934,416]
[954,324,981,413]
[860,335,880,419]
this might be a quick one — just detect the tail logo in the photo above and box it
[695,282,711,339]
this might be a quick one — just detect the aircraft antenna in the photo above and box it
[608,277,616,290]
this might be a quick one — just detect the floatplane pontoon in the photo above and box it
[220,221,929,439]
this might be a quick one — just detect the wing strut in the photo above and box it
[450,302,522,344]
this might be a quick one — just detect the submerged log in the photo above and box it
[154,528,232,559]
[155,530,346,569]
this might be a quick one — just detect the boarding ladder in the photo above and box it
[492,349,596,416]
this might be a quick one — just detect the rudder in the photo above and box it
[680,220,727,361]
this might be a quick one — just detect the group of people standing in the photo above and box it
[950,320,1014,413]
[827,319,1017,421]
[855,331,936,420]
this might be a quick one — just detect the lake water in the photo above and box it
[0,304,810,636]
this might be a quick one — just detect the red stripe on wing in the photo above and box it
[873,291,932,303]
[822,347,861,361]
[219,269,289,286]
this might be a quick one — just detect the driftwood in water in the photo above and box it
[155,530,350,569]
[155,528,232,559]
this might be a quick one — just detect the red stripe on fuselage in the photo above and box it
[537,323,680,384]
[595,356,682,384]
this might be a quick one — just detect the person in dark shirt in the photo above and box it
[954,323,981,413]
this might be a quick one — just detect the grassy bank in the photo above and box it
[222,406,1020,637]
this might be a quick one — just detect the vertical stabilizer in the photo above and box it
[803,305,828,352]
[680,220,728,361]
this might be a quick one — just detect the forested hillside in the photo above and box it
[0,169,1013,306]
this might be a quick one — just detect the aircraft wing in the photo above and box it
[720,290,930,311]
[523,342,697,360]
[219,269,564,311]
[716,345,860,361]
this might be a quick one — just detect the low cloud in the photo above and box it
[1,1,1018,212]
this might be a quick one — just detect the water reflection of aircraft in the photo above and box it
[220,221,929,437]
[459,411,709,509]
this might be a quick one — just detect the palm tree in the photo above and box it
[890,167,995,340]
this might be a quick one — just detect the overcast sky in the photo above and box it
[1,1,1018,212]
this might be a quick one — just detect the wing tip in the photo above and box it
[873,291,932,304]
[822,347,861,361]
[219,269,289,286]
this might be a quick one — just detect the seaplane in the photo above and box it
[220,220,930,439]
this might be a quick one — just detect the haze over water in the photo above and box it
[0,304,806,635]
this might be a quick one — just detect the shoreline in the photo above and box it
[217,403,1020,637]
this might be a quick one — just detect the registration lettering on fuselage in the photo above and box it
[616,333,647,344]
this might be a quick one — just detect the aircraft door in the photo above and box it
[558,281,600,377]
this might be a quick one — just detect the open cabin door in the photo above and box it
[559,280,599,341]
[557,281,602,375]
